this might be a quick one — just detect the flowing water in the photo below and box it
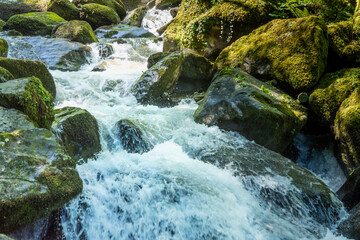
[2,9,350,240]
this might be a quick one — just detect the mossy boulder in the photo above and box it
[95,24,155,38]
[194,68,307,153]
[47,0,80,21]
[0,0,50,21]
[52,107,101,161]
[106,119,151,153]
[0,128,82,233]
[327,21,360,68]
[6,30,23,36]
[3,12,67,36]
[353,0,360,34]
[122,6,147,27]
[0,39,8,57]
[0,57,56,98]
[74,0,126,20]
[79,3,121,29]
[0,77,54,129]
[334,88,360,173]
[164,0,272,59]
[53,20,98,44]
[0,66,14,83]
[6,37,92,71]
[309,68,360,127]
[0,106,35,133]
[147,51,171,68]
[215,16,328,93]
[121,0,142,10]
[0,19,5,31]
[155,0,180,9]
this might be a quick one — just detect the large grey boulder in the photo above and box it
[0,106,35,133]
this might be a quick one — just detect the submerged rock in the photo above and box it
[3,12,67,36]
[334,88,360,173]
[309,68,360,128]
[215,16,328,93]
[164,0,272,58]
[194,68,307,153]
[107,119,151,153]
[52,107,101,162]
[47,0,80,21]
[0,77,54,129]
[80,3,121,29]
[95,24,155,38]
[0,39,8,57]
[53,20,98,44]
[0,57,56,98]
[5,36,92,71]
[0,106,35,133]
[74,0,126,20]
[0,128,82,233]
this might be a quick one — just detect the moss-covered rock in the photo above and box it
[147,51,171,68]
[155,0,180,9]
[74,0,126,19]
[309,68,360,127]
[47,0,80,21]
[80,3,121,29]
[0,66,13,83]
[6,30,23,36]
[95,24,155,38]
[53,20,98,44]
[52,107,101,161]
[0,128,82,233]
[3,12,67,36]
[0,77,54,129]
[122,6,147,27]
[0,0,50,21]
[194,68,307,153]
[121,0,142,10]
[0,234,14,240]
[5,37,92,71]
[0,57,56,98]
[334,88,360,173]
[353,0,360,34]
[0,19,5,31]
[0,106,35,133]
[164,0,272,59]
[0,39,8,57]
[215,16,328,93]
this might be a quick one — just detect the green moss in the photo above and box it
[309,68,360,127]
[215,16,328,92]
[75,0,126,19]
[80,3,121,29]
[20,77,54,129]
[47,0,80,21]
[335,88,360,171]
[0,66,14,83]
[123,6,147,27]
[0,19,5,31]
[3,12,67,36]
[0,57,56,98]
[0,39,8,58]
[53,20,98,44]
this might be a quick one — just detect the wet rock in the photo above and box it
[338,202,360,239]
[101,79,123,92]
[0,38,8,57]
[309,68,360,128]
[147,51,171,68]
[0,128,82,233]
[0,77,54,129]
[0,57,56,98]
[334,88,360,173]
[156,19,173,35]
[3,12,67,36]
[95,24,155,38]
[98,44,114,58]
[164,0,272,59]
[6,30,23,36]
[0,106,35,133]
[80,3,121,29]
[0,0,49,21]
[52,107,101,161]
[121,0,150,11]
[0,19,5,31]
[47,0,80,21]
[122,6,147,27]
[74,0,126,20]
[53,20,98,44]
[0,66,13,83]
[155,0,180,9]
[215,16,328,93]
[169,7,178,18]
[337,167,360,210]
[5,36,92,71]
[107,119,151,153]
[0,234,14,240]
[194,68,307,153]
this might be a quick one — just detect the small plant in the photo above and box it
[237,82,247,88]
[261,85,271,96]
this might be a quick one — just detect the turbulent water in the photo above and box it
[2,9,350,240]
